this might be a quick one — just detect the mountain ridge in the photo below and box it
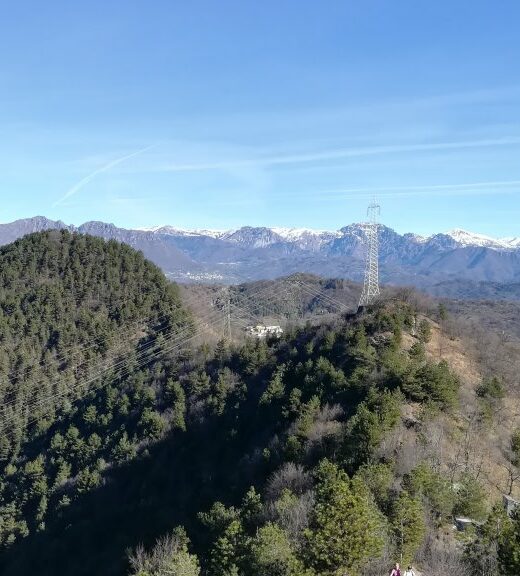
[141,221,519,250]
[3,215,517,251]
[1,216,519,294]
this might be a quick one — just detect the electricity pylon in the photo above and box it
[358,200,380,308]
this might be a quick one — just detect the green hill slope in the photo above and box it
[0,231,190,554]
[0,233,518,576]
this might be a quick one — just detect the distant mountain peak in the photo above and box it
[15,215,68,228]
[444,228,511,250]
[271,227,339,240]
[220,226,285,248]
[144,225,227,239]
[501,236,520,248]
[403,232,428,243]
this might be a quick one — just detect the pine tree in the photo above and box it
[392,491,426,565]
[165,379,187,431]
[499,507,520,575]
[248,523,309,576]
[305,460,385,575]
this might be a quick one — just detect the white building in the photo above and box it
[246,325,283,338]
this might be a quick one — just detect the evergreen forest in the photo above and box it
[0,231,518,576]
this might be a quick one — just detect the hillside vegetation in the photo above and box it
[0,233,519,575]
[0,232,190,552]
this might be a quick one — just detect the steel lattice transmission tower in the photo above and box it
[358,201,381,308]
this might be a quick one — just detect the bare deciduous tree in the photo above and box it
[265,462,312,500]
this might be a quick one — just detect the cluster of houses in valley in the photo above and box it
[245,324,284,338]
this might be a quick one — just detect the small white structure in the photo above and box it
[454,517,479,532]
[246,325,284,339]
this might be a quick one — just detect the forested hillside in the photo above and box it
[0,231,190,559]
[0,232,519,576]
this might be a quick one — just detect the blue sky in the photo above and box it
[1,1,520,237]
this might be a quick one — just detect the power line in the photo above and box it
[0,274,350,435]
[0,313,192,412]
[0,308,187,398]
[0,307,227,434]
[291,278,351,313]
[0,299,235,421]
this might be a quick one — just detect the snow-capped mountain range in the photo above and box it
[436,229,520,250]
[144,224,519,251]
[1,217,519,297]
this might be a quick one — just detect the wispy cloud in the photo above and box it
[159,136,520,174]
[334,187,520,201]
[54,144,156,206]
[314,179,520,198]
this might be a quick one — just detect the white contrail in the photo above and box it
[55,144,156,206]
[161,136,520,173]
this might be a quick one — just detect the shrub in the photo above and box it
[453,473,487,521]
[129,527,200,576]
